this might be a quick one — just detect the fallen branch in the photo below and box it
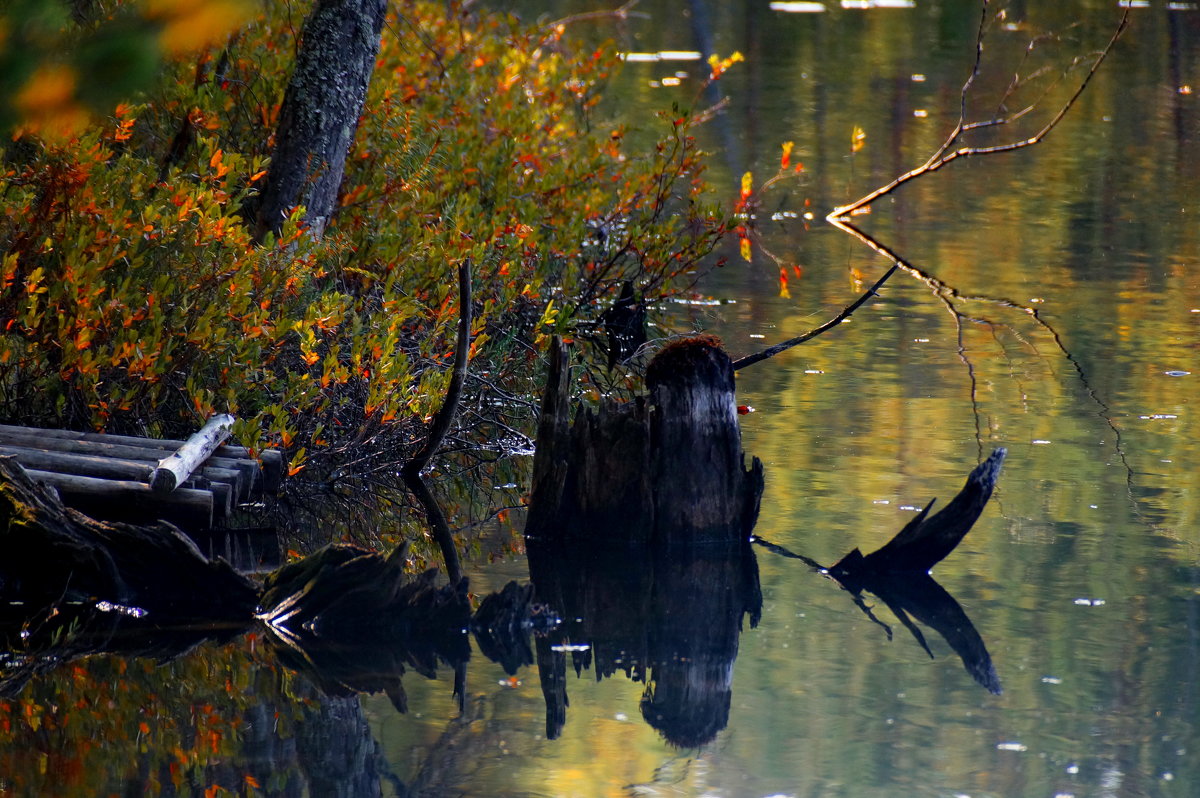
[827,2,1131,221]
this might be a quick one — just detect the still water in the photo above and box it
[3,2,1199,796]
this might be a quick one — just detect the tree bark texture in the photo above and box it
[254,0,386,241]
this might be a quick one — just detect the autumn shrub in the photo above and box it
[0,1,730,493]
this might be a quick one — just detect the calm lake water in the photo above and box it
[3,2,1199,797]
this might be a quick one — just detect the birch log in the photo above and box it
[149,414,234,493]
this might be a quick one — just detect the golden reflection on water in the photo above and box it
[460,1,1199,795]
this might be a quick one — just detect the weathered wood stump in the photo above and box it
[526,335,763,545]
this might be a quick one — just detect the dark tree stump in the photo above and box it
[526,336,763,546]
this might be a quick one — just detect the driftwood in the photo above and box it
[149,413,234,492]
[829,448,1007,577]
[754,448,1007,694]
[527,335,763,546]
[257,543,470,644]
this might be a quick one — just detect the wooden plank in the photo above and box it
[0,434,260,494]
[0,444,248,499]
[149,414,234,493]
[0,423,267,461]
[259,449,285,493]
[23,469,213,531]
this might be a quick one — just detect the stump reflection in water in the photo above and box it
[522,335,766,745]
[527,537,762,747]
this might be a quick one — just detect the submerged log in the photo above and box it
[258,543,470,643]
[526,335,763,546]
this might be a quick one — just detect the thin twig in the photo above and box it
[731,263,898,371]
[827,5,1130,221]
[401,261,472,585]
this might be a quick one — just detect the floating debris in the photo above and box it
[1164,370,1191,377]
[550,643,591,652]
[770,1,827,11]
[621,51,703,62]
[997,742,1028,752]
[96,600,149,618]
[1074,598,1106,606]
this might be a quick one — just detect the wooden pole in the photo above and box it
[23,469,214,530]
[149,414,236,493]
[0,444,247,499]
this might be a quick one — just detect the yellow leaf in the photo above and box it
[739,237,752,262]
[13,64,90,142]
[851,125,867,154]
[152,0,254,54]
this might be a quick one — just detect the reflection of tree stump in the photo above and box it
[525,536,761,745]
[526,336,763,545]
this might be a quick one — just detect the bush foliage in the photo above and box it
[0,1,728,484]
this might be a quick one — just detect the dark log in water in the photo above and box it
[258,543,470,645]
[752,448,1008,694]
[526,335,763,546]
[829,448,1008,577]
[0,457,257,625]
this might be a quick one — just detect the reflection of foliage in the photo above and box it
[0,636,304,797]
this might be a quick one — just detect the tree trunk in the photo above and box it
[253,0,387,241]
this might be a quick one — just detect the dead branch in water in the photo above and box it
[827,3,1131,222]
[731,263,898,371]
[401,261,472,586]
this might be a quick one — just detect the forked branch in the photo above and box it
[827,3,1131,221]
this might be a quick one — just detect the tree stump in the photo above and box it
[526,335,763,546]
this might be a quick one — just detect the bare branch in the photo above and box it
[827,5,1130,221]
[731,262,898,371]
[401,261,473,586]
